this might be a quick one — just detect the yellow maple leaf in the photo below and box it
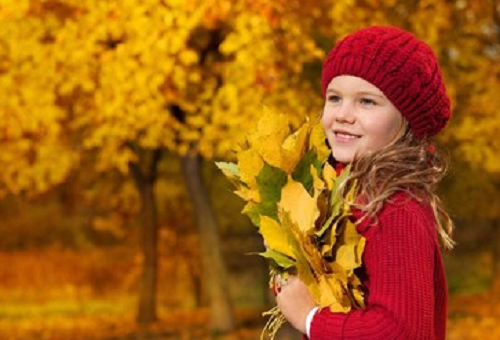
[310,122,331,163]
[278,177,319,233]
[330,262,348,284]
[356,237,366,264]
[322,162,336,190]
[237,148,264,187]
[342,219,361,244]
[259,215,295,259]
[280,123,310,173]
[293,225,324,278]
[242,202,255,214]
[247,108,289,169]
[234,186,260,202]
[310,163,325,196]
[279,211,320,297]
[336,244,358,272]
[318,275,350,312]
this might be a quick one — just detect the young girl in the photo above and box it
[275,26,454,340]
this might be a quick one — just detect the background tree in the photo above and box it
[0,0,77,197]
[439,0,500,293]
[0,0,327,331]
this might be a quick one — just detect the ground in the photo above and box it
[0,294,499,340]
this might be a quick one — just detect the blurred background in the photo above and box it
[0,0,499,339]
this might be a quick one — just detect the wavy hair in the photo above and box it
[338,128,455,251]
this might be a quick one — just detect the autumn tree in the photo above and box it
[0,1,77,197]
[0,0,327,330]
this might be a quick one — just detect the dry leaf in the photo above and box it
[278,178,319,233]
[248,109,289,169]
[237,149,264,187]
[281,124,310,173]
[259,215,295,259]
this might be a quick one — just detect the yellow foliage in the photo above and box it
[217,109,365,339]
[0,0,326,195]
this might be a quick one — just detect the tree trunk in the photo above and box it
[136,178,159,323]
[492,219,500,295]
[130,150,162,324]
[181,153,236,332]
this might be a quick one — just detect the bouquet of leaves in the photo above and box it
[216,109,365,339]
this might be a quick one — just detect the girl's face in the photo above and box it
[322,75,405,163]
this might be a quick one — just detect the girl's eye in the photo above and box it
[360,98,376,106]
[327,95,341,103]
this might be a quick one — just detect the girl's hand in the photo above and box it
[275,275,316,334]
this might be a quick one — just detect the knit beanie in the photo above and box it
[321,26,451,138]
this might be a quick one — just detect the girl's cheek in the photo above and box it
[321,108,331,126]
[322,115,334,131]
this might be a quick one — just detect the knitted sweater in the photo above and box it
[309,192,448,340]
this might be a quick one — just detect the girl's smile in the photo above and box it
[333,129,361,143]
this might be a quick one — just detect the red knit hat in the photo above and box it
[321,26,451,138]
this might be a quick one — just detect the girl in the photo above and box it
[275,26,454,340]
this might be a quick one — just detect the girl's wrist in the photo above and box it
[305,306,319,337]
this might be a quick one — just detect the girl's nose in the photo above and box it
[335,102,355,124]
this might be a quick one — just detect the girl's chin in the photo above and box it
[332,151,355,163]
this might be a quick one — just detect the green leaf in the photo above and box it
[255,163,287,221]
[254,249,296,269]
[331,164,350,201]
[315,202,341,238]
[242,203,261,227]
[291,149,321,193]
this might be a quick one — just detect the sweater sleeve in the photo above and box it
[309,199,438,340]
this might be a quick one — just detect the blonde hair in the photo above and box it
[339,128,455,251]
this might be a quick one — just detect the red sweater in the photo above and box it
[309,192,448,340]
